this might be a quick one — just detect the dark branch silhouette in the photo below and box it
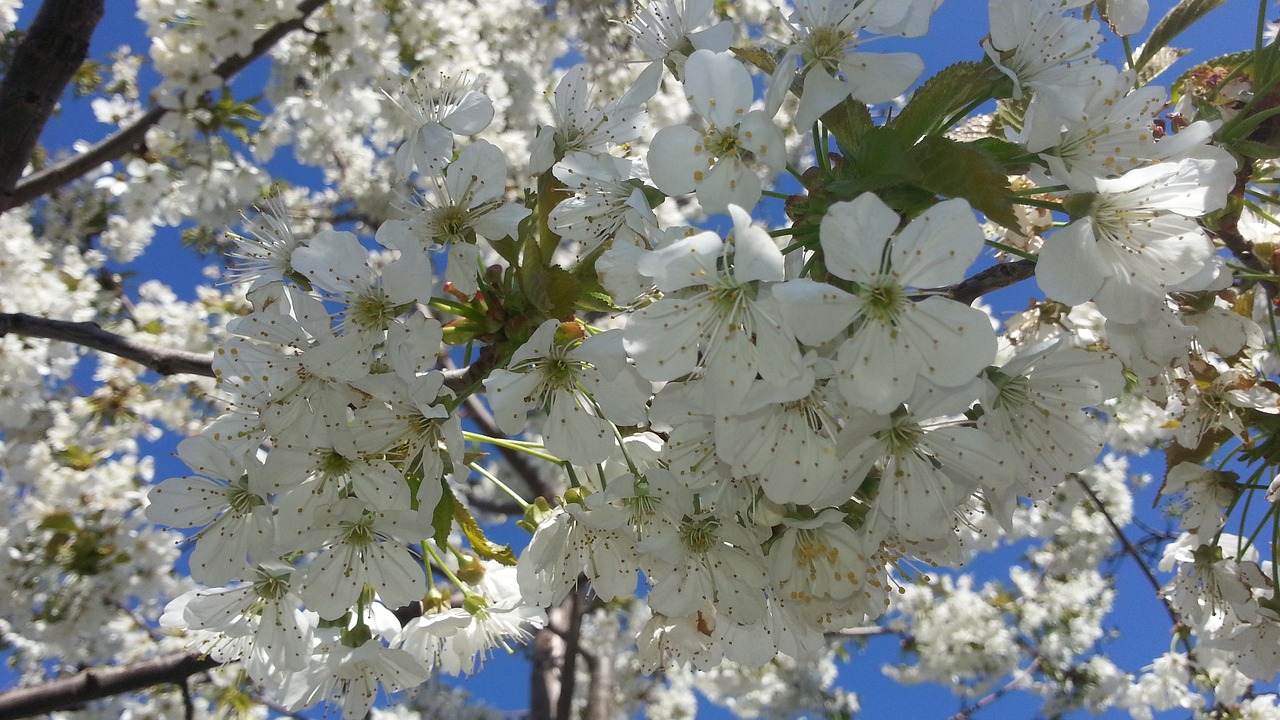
[0,311,481,391]
[935,258,1037,306]
[0,312,217,377]
[0,0,106,200]
[0,0,330,213]
[0,651,219,720]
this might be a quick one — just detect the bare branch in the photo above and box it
[930,258,1037,306]
[0,651,219,720]
[0,0,106,198]
[556,585,587,720]
[946,657,1042,720]
[0,312,480,392]
[0,601,431,719]
[0,312,216,377]
[1073,475,1195,657]
[0,0,331,213]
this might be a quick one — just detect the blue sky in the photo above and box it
[8,0,1271,718]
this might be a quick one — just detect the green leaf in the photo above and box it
[911,136,1020,230]
[453,501,517,566]
[1135,0,1230,71]
[37,512,78,533]
[1135,46,1191,85]
[890,61,1006,142]
[967,136,1036,172]
[828,126,922,197]
[431,480,455,552]
[823,97,874,155]
[1234,138,1280,159]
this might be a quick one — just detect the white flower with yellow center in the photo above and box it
[776,194,997,413]
[647,50,785,215]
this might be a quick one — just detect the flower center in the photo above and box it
[679,514,721,554]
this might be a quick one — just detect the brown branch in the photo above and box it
[930,258,1037,306]
[0,312,216,377]
[0,651,219,720]
[555,585,587,720]
[0,0,330,213]
[0,599,431,719]
[0,311,482,393]
[0,0,106,199]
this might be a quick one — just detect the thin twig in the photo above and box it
[0,0,330,213]
[0,311,478,391]
[946,656,1042,720]
[1073,475,1194,656]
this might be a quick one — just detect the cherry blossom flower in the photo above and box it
[767,0,929,129]
[1036,155,1236,323]
[162,562,314,679]
[623,205,803,412]
[283,640,429,720]
[376,140,530,296]
[145,435,274,585]
[290,498,429,620]
[647,50,785,215]
[620,0,733,71]
[978,340,1124,510]
[484,320,651,464]
[529,63,660,173]
[550,152,660,258]
[389,70,494,177]
[776,194,998,413]
[982,0,1104,116]
[838,385,1011,543]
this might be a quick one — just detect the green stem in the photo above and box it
[462,430,563,463]
[984,239,1038,261]
[468,461,532,511]
[423,541,480,596]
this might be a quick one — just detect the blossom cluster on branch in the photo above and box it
[6,0,1280,718]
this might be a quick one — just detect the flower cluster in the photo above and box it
[14,0,1280,717]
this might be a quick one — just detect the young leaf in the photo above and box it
[889,61,1006,143]
[911,136,1020,230]
[453,501,517,566]
[1135,0,1230,71]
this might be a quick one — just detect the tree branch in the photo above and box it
[0,312,216,377]
[0,0,330,213]
[0,311,482,393]
[0,651,219,720]
[0,0,106,199]
[931,258,1037,306]
[0,600,432,719]
[1073,474,1194,656]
